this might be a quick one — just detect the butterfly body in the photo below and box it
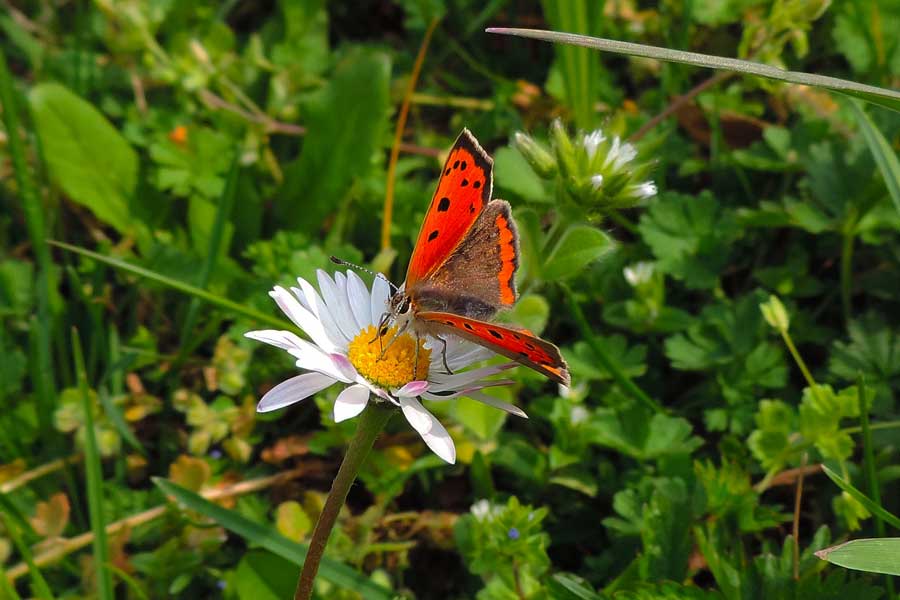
[385,130,570,386]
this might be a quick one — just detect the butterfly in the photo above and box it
[381,129,570,386]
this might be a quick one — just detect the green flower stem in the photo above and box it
[294,403,394,600]
[561,284,665,414]
[778,329,818,392]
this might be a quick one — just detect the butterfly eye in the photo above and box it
[399,297,412,314]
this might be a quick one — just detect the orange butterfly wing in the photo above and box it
[419,312,570,386]
[405,129,493,288]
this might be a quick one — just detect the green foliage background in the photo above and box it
[0,0,899,598]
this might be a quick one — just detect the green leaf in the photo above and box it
[816,538,900,576]
[851,100,900,217]
[586,407,702,461]
[829,313,900,401]
[494,146,550,203]
[548,573,602,599]
[152,478,394,599]
[278,49,390,230]
[498,294,549,334]
[29,83,138,234]
[486,28,900,113]
[822,465,900,530]
[639,192,738,290]
[451,387,512,440]
[234,551,296,600]
[542,224,613,280]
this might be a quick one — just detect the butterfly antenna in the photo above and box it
[329,256,399,291]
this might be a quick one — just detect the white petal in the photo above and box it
[295,348,355,382]
[318,270,359,341]
[345,270,373,328]
[394,380,429,397]
[333,384,370,423]
[422,379,515,400]
[257,372,335,412]
[294,278,348,349]
[268,287,336,353]
[466,390,528,418]
[370,275,391,326]
[400,396,456,464]
[334,272,362,330]
[428,363,517,392]
[244,329,307,352]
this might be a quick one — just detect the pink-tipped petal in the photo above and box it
[394,380,430,397]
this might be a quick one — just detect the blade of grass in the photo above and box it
[540,1,601,130]
[850,100,900,216]
[177,157,240,355]
[485,28,900,113]
[0,513,53,600]
[0,47,57,449]
[816,538,900,576]
[153,478,394,600]
[381,17,439,253]
[50,241,290,330]
[71,328,114,600]
[857,373,895,596]
[0,562,23,600]
[822,464,900,530]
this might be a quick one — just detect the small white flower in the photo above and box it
[582,129,606,160]
[590,174,604,190]
[246,270,526,464]
[471,499,493,521]
[632,181,657,200]
[603,137,637,171]
[623,261,655,287]
[570,404,590,425]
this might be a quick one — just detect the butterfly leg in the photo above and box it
[435,335,453,374]
[378,320,408,359]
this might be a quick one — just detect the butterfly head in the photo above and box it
[375,290,414,338]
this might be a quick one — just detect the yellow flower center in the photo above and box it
[347,325,431,390]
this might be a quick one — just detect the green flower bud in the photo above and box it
[760,295,790,331]
[514,132,557,178]
[550,119,578,180]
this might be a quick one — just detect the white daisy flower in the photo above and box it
[245,270,526,464]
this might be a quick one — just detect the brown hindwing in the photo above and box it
[409,200,518,321]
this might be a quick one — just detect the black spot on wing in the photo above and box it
[437,197,450,212]
[463,323,474,331]
[461,161,467,170]
[461,179,469,187]
[489,330,502,339]
[453,160,460,169]
[428,230,439,242]
[473,181,481,189]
